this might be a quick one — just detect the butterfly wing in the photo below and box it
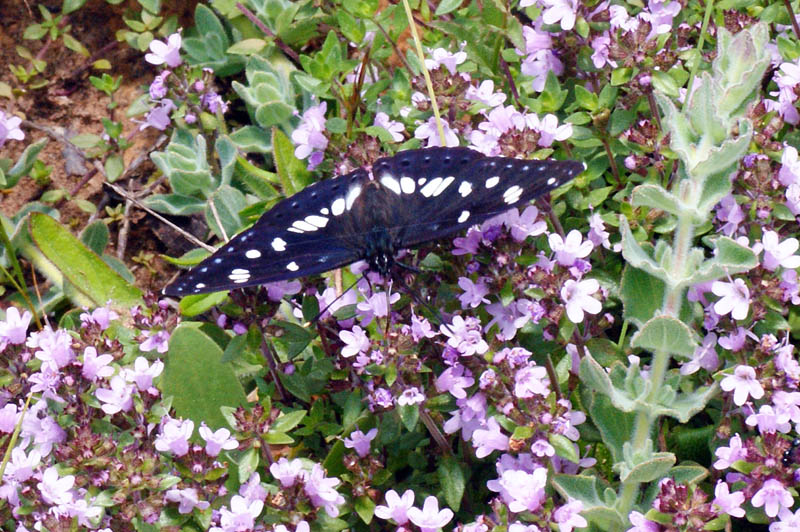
[163,169,371,296]
[370,147,584,248]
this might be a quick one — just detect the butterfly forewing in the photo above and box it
[163,168,371,295]
[164,147,584,296]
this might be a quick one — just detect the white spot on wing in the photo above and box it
[420,177,443,197]
[381,175,401,195]
[196,283,206,289]
[400,177,415,194]
[458,210,470,223]
[431,176,455,197]
[292,220,317,232]
[271,237,287,251]
[320,207,329,215]
[331,198,345,216]
[305,215,329,228]
[547,177,557,186]
[485,176,500,188]
[245,249,262,259]
[288,227,303,234]
[345,185,362,210]
[231,268,249,275]
[286,261,299,272]
[417,178,427,185]
[503,185,523,204]
[229,268,250,283]
[458,181,472,198]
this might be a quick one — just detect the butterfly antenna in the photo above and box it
[307,276,360,325]
[392,269,454,335]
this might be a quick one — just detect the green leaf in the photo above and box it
[270,320,315,360]
[574,85,599,111]
[326,117,347,134]
[142,194,206,216]
[551,474,623,531]
[29,213,142,309]
[238,448,260,483]
[3,138,47,189]
[355,495,375,524]
[104,155,124,182]
[435,0,463,16]
[550,433,579,463]
[438,457,465,511]
[272,127,311,195]
[162,323,248,430]
[618,452,676,484]
[398,404,419,431]
[204,185,246,241]
[270,410,307,433]
[586,392,635,463]
[620,265,666,327]
[80,221,109,255]
[630,315,698,359]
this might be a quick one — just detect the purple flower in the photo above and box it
[0,403,19,433]
[488,467,547,512]
[539,0,578,30]
[37,466,75,505]
[718,327,750,352]
[154,417,195,456]
[407,496,454,532]
[124,356,164,393]
[713,433,746,470]
[531,439,555,457]
[485,300,533,341]
[453,227,483,255]
[145,33,182,68]
[20,401,65,457]
[140,329,170,353]
[140,98,176,131]
[425,47,467,74]
[680,333,719,375]
[80,304,119,330]
[199,422,239,457]
[315,286,357,321]
[626,511,659,532]
[715,195,745,236]
[165,487,210,514]
[292,102,328,170]
[458,277,490,308]
[561,278,602,323]
[339,325,370,358]
[414,116,460,147]
[81,346,115,382]
[711,278,750,321]
[27,326,75,371]
[465,80,506,107]
[29,367,62,402]
[270,457,304,487]
[302,463,345,517]
[0,110,24,148]
[503,205,547,242]
[0,306,32,346]
[343,428,378,458]
[528,113,573,146]
[553,499,587,532]
[397,386,425,406]
[373,112,405,142]
[265,279,302,302]
[549,230,593,266]
[4,446,41,482]
[640,0,680,40]
[215,495,263,531]
[93,374,132,415]
[720,365,764,406]
[752,478,793,518]
[375,489,415,525]
[745,404,791,433]
[471,417,509,458]
[409,314,438,342]
[514,363,549,398]
[779,145,800,186]
[201,91,228,114]
[591,32,616,69]
[440,315,488,356]
[772,508,800,531]
[436,364,475,399]
[356,291,400,326]
[444,393,487,440]
[713,480,745,518]
[762,231,800,271]
[149,71,169,99]
[521,48,564,93]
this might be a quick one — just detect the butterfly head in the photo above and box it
[363,226,396,276]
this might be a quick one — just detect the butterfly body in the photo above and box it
[163,147,584,296]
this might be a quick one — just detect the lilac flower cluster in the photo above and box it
[140,33,228,131]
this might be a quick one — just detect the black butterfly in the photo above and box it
[163,147,584,296]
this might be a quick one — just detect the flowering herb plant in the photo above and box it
[2,0,800,531]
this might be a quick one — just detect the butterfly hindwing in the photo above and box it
[371,148,584,248]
